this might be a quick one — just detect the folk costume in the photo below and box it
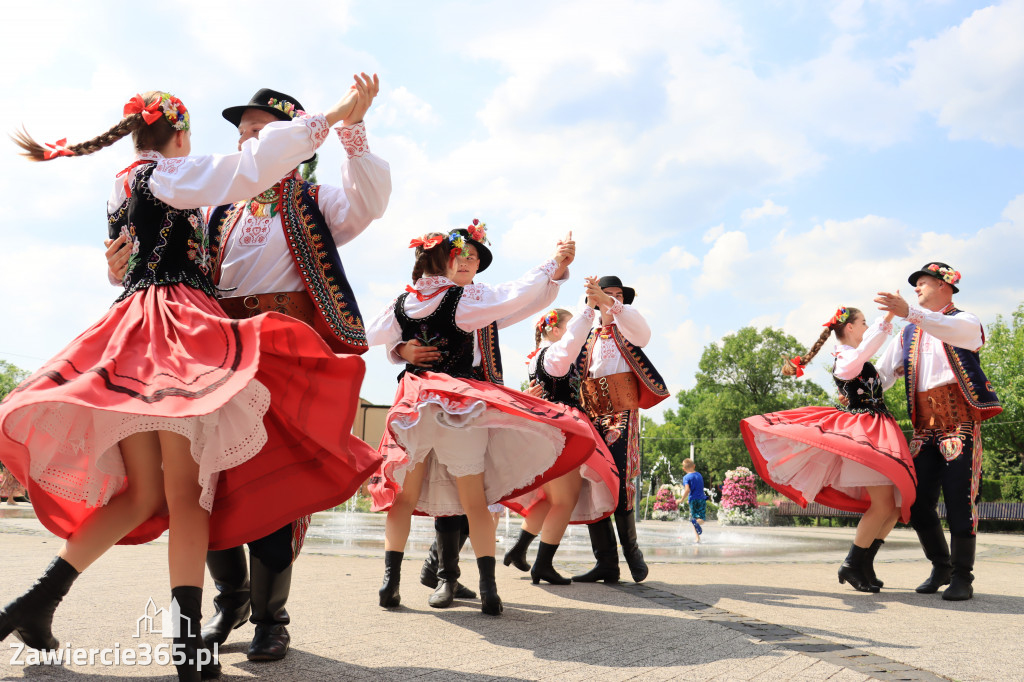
[367,228,599,613]
[740,316,917,522]
[502,305,620,583]
[573,277,669,584]
[876,263,1001,601]
[197,89,391,661]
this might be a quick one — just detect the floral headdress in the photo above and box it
[448,219,489,259]
[925,263,961,286]
[537,309,560,333]
[823,306,850,329]
[409,234,445,250]
[123,93,190,131]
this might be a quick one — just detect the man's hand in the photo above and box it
[551,231,575,280]
[584,276,614,309]
[524,381,545,399]
[104,234,129,282]
[397,339,440,367]
[343,73,380,127]
[874,289,909,318]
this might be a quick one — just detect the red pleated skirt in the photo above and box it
[0,284,381,550]
[368,371,597,517]
[740,406,916,521]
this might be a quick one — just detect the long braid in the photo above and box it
[12,115,143,162]
[534,326,543,349]
[783,306,861,376]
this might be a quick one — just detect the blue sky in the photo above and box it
[1,0,1022,419]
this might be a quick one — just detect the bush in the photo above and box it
[1001,476,1024,502]
[981,478,1003,502]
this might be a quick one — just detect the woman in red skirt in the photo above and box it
[741,307,916,593]
[0,87,380,680]
[366,223,599,615]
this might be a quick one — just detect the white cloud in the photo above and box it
[695,231,751,292]
[741,199,788,224]
[703,224,725,244]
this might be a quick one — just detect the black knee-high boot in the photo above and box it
[171,585,220,681]
[503,529,537,572]
[862,539,884,589]
[200,547,250,649]
[420,531,477,598]
[531,542,571,585]
[477,556,503,615]
[613,512,648,582]
[247,556,291,661]
[379,551,403,608]
[838,544,879,593]
[571,517,620,583]
[942,536,976,601]
[428,530,462,608]
[0,556,79,651]
[914,524,953,593]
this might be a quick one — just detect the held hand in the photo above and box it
[398,339,440,367]
[524,381,545,399]
[343,73,380,127]
[874,289,909,319]
[104,234,129,282]
[884,311,895,324]
[585,276,613,309]
[553,231,575,265]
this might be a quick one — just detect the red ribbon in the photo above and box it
[409,235,444,250]
[123,94,163,125]
[42,138,73,160]
[789,356,805,377]
[115,159,157,198]
[405,284,453,302]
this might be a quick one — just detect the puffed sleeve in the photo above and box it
[366,298,403,348]
[875,329,904,390]
[148,115,330,210]
[905,306,984,351]
[834,317,894,381]
[542,306,595,378]
[454,260,561,331]
[315,123,393,247]
[607,300,651,347]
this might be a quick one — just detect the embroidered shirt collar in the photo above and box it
[136,150,163,162]
[413,275,456,292]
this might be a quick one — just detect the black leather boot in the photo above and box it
[247,556,291,661]
[0,556,79,650]
[379,551,403,608]
[477,556,503,615]
[914,524,952,593]
[420,532,477,598]
[503,529,536,572]
[862,539,884,589]
[171,585,220,681]
[531,542,571,585]
[942,536,976,601]
[201,547,250,649]
[838,544,879,593]
[571,517,620,583]
[428,529,462,608]
[613,512,648,582]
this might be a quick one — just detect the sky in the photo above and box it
[0,0,1022,420]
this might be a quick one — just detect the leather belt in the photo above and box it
[218,291,317,326]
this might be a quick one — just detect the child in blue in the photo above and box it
[681,459,707,542]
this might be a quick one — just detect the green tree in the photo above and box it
[978,303,1024,476]
[0,360,28,400]
[646,327,829,486]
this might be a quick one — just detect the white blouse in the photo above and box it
[833,317,895,386]
[588,300,652,379]
[529,305,596,378]
[876,303,985,391]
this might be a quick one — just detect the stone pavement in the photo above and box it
[0,507,1021,681]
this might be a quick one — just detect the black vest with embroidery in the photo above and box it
[833,361,890,416]
[395,288,476,379]
[530,347,582,408]
[901,308,1001,422]
[474,323,503,385]
[107,164,214,303]
[576,324,669,409]
[207,176,367,354]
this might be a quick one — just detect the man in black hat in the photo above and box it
[107,77,391,658]
[875,263,1001,601]
[568,275,669,584]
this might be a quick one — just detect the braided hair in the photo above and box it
[12,91,179,162]
[783,307,861,376]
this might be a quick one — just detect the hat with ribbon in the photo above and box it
[908,262,960,294]
[596,275,635,305]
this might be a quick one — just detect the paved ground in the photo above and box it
[0,505,1021,681]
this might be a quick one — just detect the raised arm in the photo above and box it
[542,306,596,378]
[834,316,895,381]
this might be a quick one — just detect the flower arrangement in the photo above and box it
[823,306,850,328]
[651,484,679,521]
[719,466,758,526]
[537,309,560,332]
[926,263,961,286]
[267,97,298,119]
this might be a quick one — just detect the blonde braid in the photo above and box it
[782,328,832,376]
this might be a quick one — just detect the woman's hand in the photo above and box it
[551,231,575,280]
[524,381,545,399]
[104,234,129,282]
[397,339,440,367]
[584,276,614,309]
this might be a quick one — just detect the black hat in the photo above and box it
[222,88,306,127]
[908,262,960,294]
[450,227,493,273]
[597,275,635,305]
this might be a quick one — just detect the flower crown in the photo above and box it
[123,93,190,131]
[537,309,560,333]
[823,306,850,328]
[408,219,490,260]
[267,97,300,119]
[926,263,961,286]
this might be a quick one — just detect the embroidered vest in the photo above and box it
[832,361,890,417]
[108,164,215,303]
[577,324,669,410]
[530,347,582,409]
[207,176,367,354]
[395,288,476,380]
[474,323,504,385]
[901,308,1001,423]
